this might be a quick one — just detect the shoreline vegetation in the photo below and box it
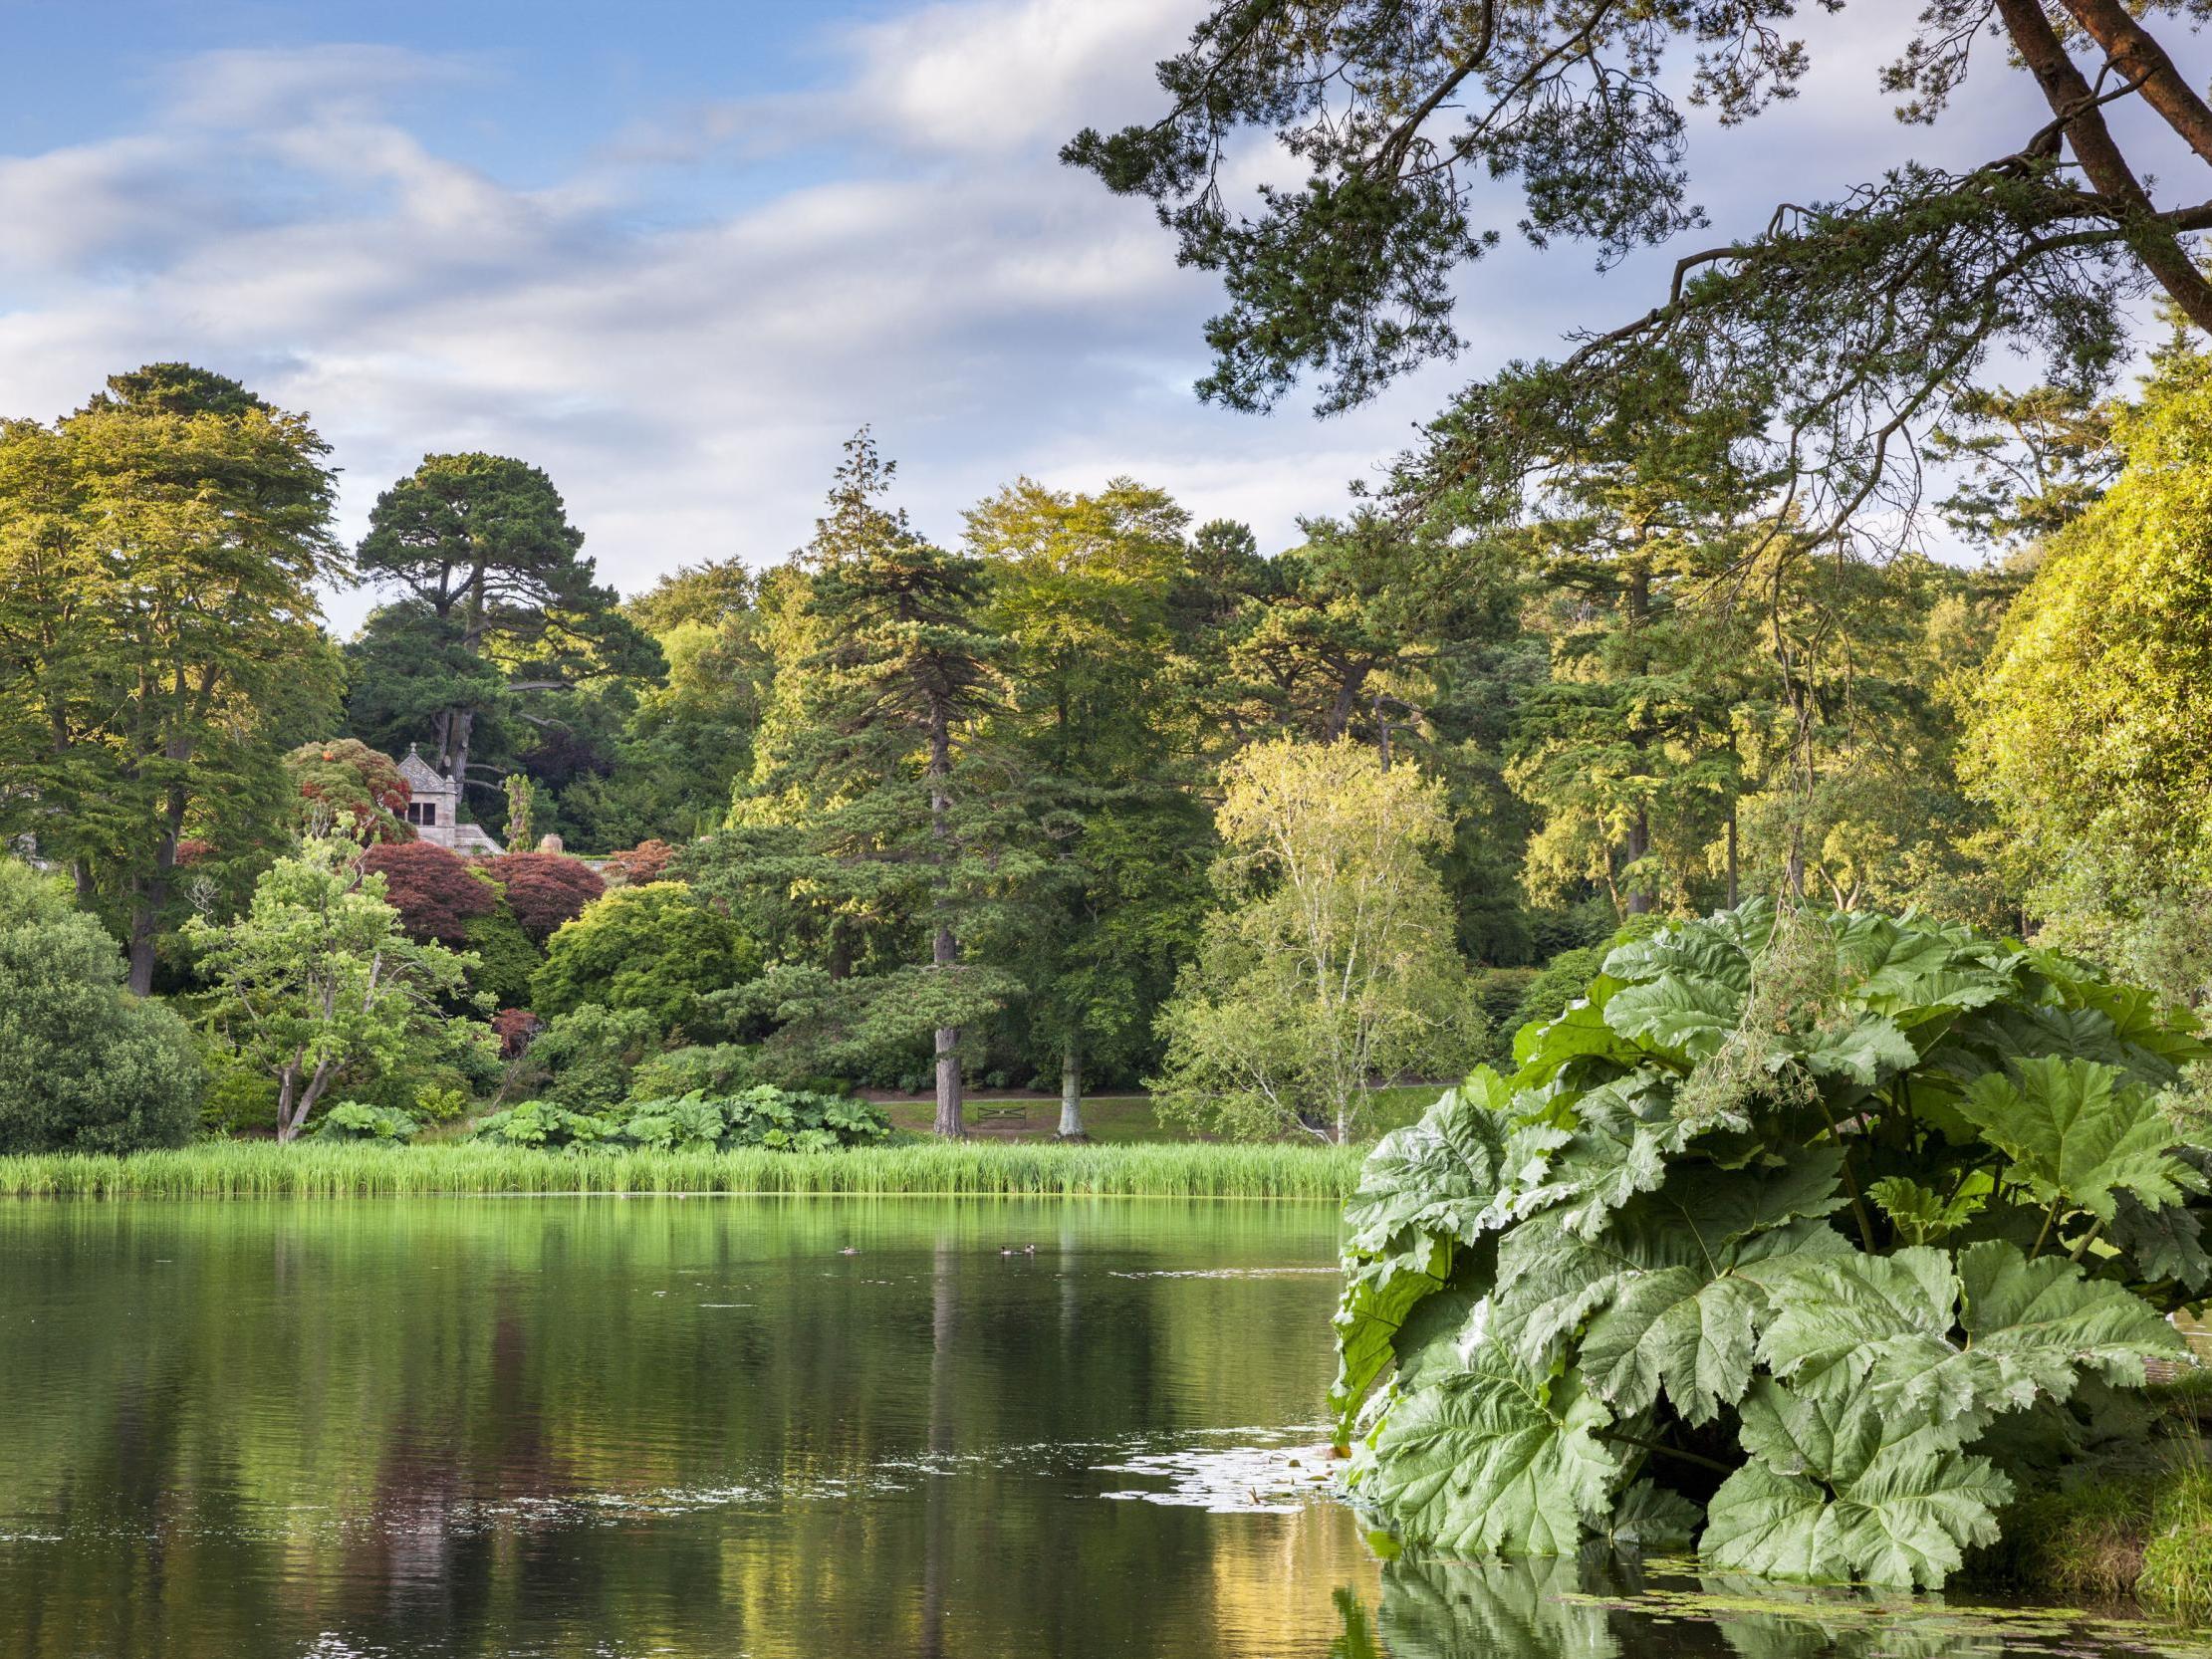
[0,1139,1364,1201]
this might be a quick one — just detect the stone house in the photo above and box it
[396,745,504,856]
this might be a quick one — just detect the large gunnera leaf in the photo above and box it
[1956,1056,2185,1222]
[1495,1152,1847,1379]
[1332,1238,1453,1440]
[1342,1069,1569,1255]
[1356,1344,1618,1556]
[1702,1380,2011,1586]
[1601,972,1742,1063]
[1759,1242,2184,1430]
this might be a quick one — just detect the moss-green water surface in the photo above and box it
[3,1196,2210,1659]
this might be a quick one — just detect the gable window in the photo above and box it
[405,802,437,827]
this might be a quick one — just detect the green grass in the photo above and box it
[0,1138,1365,1200]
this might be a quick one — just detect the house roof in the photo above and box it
[398,745,448,794]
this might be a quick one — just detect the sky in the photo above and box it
[0,1,2188,629]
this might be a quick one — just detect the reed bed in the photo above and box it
[0,1139,1364,1201]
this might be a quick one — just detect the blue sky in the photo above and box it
[0,2,2179,626]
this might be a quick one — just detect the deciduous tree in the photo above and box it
[186,837,476,1140]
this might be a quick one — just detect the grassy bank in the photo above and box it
[0,1138,1365,1200]
[1978,1375,2212,1615]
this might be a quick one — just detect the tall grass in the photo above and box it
[0,1139,1364,1201]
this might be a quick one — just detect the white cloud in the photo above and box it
[0,0,2148,631]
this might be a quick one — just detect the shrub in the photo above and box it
[310,1101,419,1142]
[461,907,541,1007]
[603,838,678,886]
[472,1098,620,1150]
[488,851,604,944]
[620,1085,890,1153]
[286,739,412,842]
[1334,898,2212,1589]
[200,1061,280,1136]
[492,1008,542,1059]
[515,1004,658,1111]
[362,840,496,944]
[532,881,758,1033]
[412,1084,470,1123]
[0,860,202,1153]
[628,1043,762,1100]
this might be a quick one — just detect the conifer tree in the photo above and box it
[696,433,1019,1135]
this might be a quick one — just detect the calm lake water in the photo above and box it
[3,1196,2209,1659]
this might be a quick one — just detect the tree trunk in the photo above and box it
[927,702,963,1139]
[1996,0,2212,332]
[1621,808,1653,915]
[1058,1040,1085,1140]
[933,926,963,1137]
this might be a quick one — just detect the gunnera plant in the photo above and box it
[1333,897,2212,1587]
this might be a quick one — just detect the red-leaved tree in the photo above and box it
[286,739,413,843]
[489,851,604,944]
[362,840,497,945]
[603,838,678,887]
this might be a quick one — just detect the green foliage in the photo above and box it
[460,906,541,1009]
[627,1044,763,1100]
[1970,343,2212,960]
[515,1003,660,1112]
[0,366,346,990]
[0,859,203,1153]
[619,1087,891,1154]
[1334,898,2210,1587]
[531,881,758,1034]
[1152,739,1483,1142]
[310,1101,419,1143]
[472,1098,619,1150]
[184,836,477,1140]
[475,1086,890,1155]
[199,1061,279,1137]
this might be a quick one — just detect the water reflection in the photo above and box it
[0,1197,1371,1658]
[1351,1552,2211,1659]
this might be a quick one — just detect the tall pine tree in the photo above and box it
[695,433,1019,1134]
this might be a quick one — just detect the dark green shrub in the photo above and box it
[0,861,202,1153]
[512,1004,658,1111]
[628,1043,762,1100]
[461,907,541,1009]
[1335,899,2211,1589]
[200,1061,280,1135]
[532,881,758,1034]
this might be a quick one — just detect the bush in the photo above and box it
[472,1098,621,1150]
[310,1101,419,1143]
[532,881,758,1033]
[488,851,604,944]
[362,840,497,944]
[1334,898,2212,1589]
[200,1061,280,1136]
[620,1085,890,1153]
[628,1043,762,1100]
[603,838,678,886]
[461,907,541,1008]
[492,1008,542,1058]
[286,739,412,843]
[473,1085,890,1155]
[0,860,202,1153]
[513,1004,659,1111]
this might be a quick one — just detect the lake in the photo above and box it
[2,1196,2208,1659]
